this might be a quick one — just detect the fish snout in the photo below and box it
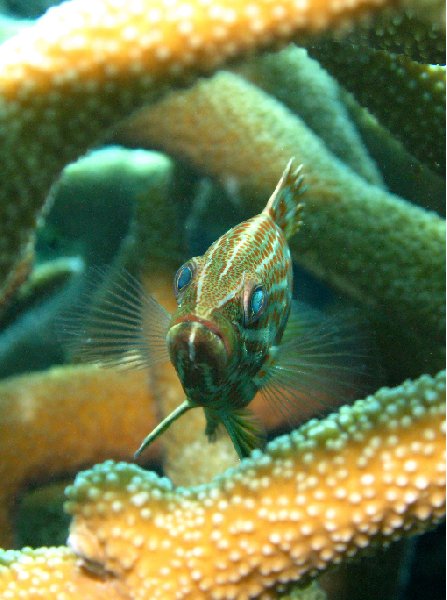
[167,316,233,391]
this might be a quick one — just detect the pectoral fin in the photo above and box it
[61,267,171,370]
[260,301,375,425]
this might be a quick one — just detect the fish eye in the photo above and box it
[244,283,267,326]
[174,262,194,297]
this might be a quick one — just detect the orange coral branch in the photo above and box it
[66,371,447,597]
[0,547,127,599]
[0,370,444,599]
[0,364,158,547]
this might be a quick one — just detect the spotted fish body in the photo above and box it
[160,161,305,457]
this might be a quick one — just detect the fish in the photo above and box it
[65,160,366,459]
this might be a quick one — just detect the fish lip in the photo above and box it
[175,314,232,357]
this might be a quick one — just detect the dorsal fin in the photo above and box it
[263,159,306,239]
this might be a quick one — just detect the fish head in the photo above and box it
[167,253,236,399]
[167,214,293,403]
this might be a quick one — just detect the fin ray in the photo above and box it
[219,408,265,459]
[60,267,171,370]
[259,302,375,426]
[263,159,306,239]
[134,399,193,458]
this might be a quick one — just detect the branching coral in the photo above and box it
[302,4,446,175]
[0,370,444,598]
[0,364,159,547]
[0,546,128,599]
[235,46,384,186]
[307,42,446,174]
[339,89,445,214]
[114,71,446,376]
[0,0,445,597]
[326,7,446,64]
[0,0,404,305]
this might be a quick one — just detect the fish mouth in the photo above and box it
[175,314,232,357]
[167,316,231,389]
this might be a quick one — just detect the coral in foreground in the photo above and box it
[0,370,444,598]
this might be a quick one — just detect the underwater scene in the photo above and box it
[0,0,445,598]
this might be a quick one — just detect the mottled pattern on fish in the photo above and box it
[164,161,305,455]
[173,222,283,401]
[66,161,307,459]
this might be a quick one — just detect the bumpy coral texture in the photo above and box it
[326,7,445,64]
[0,0,401,304]
[0,0,445,598]
[0,371,444,598]
[118,71,445,375]
[308,41,446,174]
[0,365,159,546]
[235,46,384,186]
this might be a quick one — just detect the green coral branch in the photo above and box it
[236,45,383,186]
[327,7,446,64]
[307,42,446,175]
[116,71,445,375]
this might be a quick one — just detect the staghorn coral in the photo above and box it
[0,0,403,306]
[307,42,446,175]
[299,4,446,176]
[113,71,446,377]
[0,0,444,596]
[0,148,176,379]
[0,370,444,598]
[397,0,445,29]
[0,546,128,599]
[225,46,384,186]
[340,89,446,215]
[47,146,175,268]
[325,7,446,64]
[0,548,326,599]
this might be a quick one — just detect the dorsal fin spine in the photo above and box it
[263,159,306,239]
